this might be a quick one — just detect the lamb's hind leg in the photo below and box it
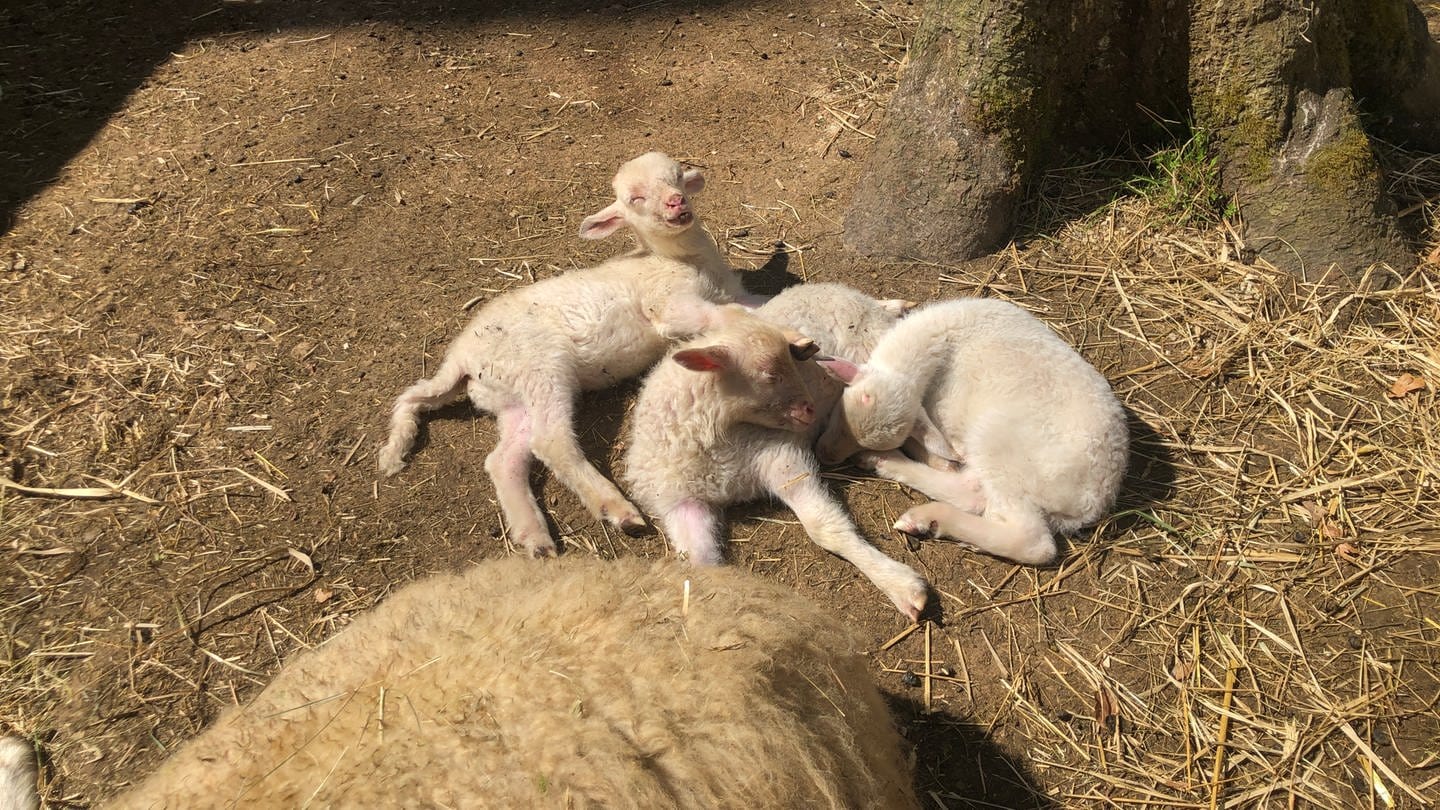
[893,501,1057,566]
[763,451,928,621]
[483,404,555,557]
[860,450,986,513]
[659,498,723,565]
[525,391,646,536]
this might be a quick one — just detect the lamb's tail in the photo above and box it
[378,360,468,476]
[0,737,38,810]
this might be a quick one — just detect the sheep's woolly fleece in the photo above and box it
[103,557,920,809]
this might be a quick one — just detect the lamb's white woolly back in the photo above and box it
[102,557,920,809]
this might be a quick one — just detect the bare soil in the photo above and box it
[3,1,1439,808]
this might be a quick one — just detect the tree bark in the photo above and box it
[1189,1,1414,280]
[848,0,1440,281]
[1343,1,1440,150]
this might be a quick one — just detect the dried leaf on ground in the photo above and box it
[1386,372,1427,398]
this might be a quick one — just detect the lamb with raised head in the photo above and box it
[9,557,920,809]
[816,297,1129,566]
[624,284,930,620]
[379,153,753,556]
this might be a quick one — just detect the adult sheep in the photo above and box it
[14,557,920,809]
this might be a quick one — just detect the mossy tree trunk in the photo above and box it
[847,0,1440,282]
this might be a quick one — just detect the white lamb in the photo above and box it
[378,153,752,556]
[624,284,930,620]
[2,557,920,808]
[816,297,1129,565]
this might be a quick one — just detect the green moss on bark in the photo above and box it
[1192,85,1281,183]
[1304,125,1379,195]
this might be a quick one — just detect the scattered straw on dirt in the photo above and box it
[3,2,1438,809]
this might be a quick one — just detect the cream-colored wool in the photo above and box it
[100,557,919,809]
[816,297,1129,565]
[0,737,36,810]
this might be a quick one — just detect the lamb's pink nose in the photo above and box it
[790,401,816,427]
[665,193,685,210]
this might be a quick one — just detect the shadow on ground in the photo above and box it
[890,696,1058,809]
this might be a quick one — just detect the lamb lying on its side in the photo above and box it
[13,558,919,809]
[816,297,1129,565]
[379,153,751,556]
[624,284,929,620]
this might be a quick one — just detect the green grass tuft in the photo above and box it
[1126,129,1237,226]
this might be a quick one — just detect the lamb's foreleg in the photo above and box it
[907,409,964,468]
[859,450,987,514]
[762,451,928,621]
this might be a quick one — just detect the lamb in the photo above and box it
[815,297,1130,566]
[11,557,920,809]
[379,152,754,556]
[623,284,930,620]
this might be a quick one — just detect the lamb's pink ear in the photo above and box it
[579,201,628,239]
[673,346,731,372]
[816,358,861,385]
[682,168,705,196]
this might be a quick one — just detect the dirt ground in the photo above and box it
[3,1,1439,807]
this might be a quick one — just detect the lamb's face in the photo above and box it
[673,319,819,433]
[815,371,910,463]
[578,152,705,242]
[614,152,704,235]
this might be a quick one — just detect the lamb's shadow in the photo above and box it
[1104,404,1178,534]
[573,381,638,486]
[887,695,1058,809]
[740,246,807,296]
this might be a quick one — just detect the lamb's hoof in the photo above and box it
[858,449,906,474]
[517,530,557,559]
[897,589,928,623]
[600,504,647,537]
[377,453,406,477]
[882,571,930,622]
[929,457,963,473]
[893,514,939,540]
[618,514,648,537]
